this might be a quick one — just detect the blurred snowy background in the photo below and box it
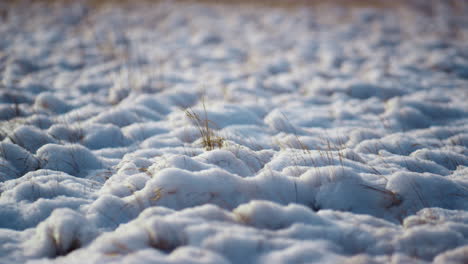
[1,0,468,263]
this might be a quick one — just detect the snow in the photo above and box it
[37,144,103,177]
[1,0,468,263]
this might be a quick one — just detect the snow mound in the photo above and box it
[36,144,103,177]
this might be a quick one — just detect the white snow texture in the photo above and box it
[1,0,468,263]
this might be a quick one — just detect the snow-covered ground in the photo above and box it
[1,0,468,263]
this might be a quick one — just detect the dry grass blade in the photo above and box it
[359,183,402,208]
[185,102,224,151]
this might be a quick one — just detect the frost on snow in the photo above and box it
[1,1,468,263]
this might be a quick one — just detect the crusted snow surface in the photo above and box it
[1,1,468,263]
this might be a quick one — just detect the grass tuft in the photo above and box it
[185,101,224,151]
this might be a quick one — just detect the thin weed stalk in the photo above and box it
[185,101,224,151]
